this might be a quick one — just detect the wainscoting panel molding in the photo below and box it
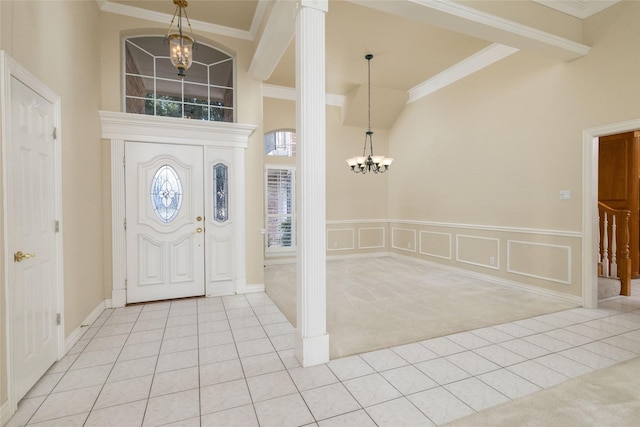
[391,227,417,253]
[359,227,385,249]
[456,234,500,269]
[327,228,355,251]
[419,231,452,260]
[507,240,572,285]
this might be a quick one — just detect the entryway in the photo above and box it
[100,111,256,307]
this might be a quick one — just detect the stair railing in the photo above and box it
[598,202,631,296]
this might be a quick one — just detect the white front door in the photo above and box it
[125,142,205,303]
[8,76,59,400]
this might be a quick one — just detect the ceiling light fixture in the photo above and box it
[166,0,196,79]
[346,54,393,174]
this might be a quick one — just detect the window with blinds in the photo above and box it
[265,167,295,251]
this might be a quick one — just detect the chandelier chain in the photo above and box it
[346,54,393,174]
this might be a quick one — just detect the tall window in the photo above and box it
[264,130,296,253]
[124,36,235,122]
[265,167,295,252]
[264,130,296,157]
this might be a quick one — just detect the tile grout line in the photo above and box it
[8,291,640,427]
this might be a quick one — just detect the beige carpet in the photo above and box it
[265,256,579,358]
[443,356,640,426]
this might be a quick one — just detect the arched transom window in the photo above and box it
[124,36,234,122]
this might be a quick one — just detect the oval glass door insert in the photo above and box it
[151,164,183,223]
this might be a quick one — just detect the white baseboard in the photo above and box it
[1,400,11,426]
[389,252,582,305]
[63,299,108,354]
[326,251,389,261]
[244,283,265,293]
[599,295,624,303]
[265,251,390,266]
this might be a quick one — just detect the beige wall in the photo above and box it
[0,0,103,409]
[387,1,640,295]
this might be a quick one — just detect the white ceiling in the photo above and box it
[100,0,619,128]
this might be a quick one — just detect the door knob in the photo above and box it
[196,228,203,233]
[196,216,203,221]
[14,251,36,262]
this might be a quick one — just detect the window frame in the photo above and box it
[264,129,297,157]
[264,164,296,255]
[122,35,236,122]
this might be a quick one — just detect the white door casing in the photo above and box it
[100,111,256,307]
[1,51,63,412]
[125,142,205,303]
[581,118,640,308]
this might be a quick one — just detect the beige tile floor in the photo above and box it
[6,284,640,426]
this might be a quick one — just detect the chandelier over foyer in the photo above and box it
[346,54,393,174]
[166,0,196,79]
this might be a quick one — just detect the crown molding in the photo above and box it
[408,43,519,103]
[533,0,620,19]
[97,0,254,41]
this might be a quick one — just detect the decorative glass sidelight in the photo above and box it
[213,163,228,222]
[151,165,183,223]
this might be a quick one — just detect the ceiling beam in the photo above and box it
[348,0,590,61]
[248,0,297,81]
[408,43,519,103]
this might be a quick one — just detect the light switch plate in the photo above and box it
[560,190,571,200]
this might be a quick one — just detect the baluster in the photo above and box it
[602,212,610,277]
[611,214,617,277]
[598,212,602,268]
[621,210,631,295]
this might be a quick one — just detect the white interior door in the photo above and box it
[125,142,205,303]
[8,76,59,400]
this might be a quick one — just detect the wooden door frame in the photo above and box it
[0,51,64,418]
[582,118,640,308]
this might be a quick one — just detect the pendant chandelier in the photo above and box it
[166,0,196,79]
[346,54,393,174]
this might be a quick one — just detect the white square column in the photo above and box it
[295,0,330,367]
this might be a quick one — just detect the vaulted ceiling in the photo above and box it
[102,0,619,127]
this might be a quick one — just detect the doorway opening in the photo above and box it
[582,119,640,308]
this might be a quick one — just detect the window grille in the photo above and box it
[124,36,235,122]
